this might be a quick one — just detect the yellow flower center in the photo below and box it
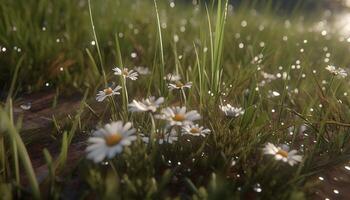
[105,133,123,146]
[104,87,113,95]
[122,69,129,76]
[173,114,185,121]
[276,149,289,158]
[175,81,184,88]
[190,128,200,134]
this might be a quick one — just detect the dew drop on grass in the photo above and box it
[272,91,280,97]
[241,20,247,27]
[345,165,350,171]
[253,183,262,193]
[318,176,324,181]
[180,26,185,32]
[173,34,179,43]
[131,52,137,58]
[333,189,339,194]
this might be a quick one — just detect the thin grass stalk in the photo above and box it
[7,100,20,196]
[193,44,203,109]
[6,55,25,103]
[0,107,40,199]
[115,34,128,118]
[205,4,214,91]
[153,0,165,92]
[213,0,228,95]
[88,0,107,86]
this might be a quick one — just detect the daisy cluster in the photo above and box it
[87,69,210,163]
[88,67,303,167]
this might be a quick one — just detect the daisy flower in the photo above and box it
[86,121,137,163]
[337,68,348,78]
[128,96,164,113]
[219,104,245,117]
[134,66,151,75]
[325,65,336,74]
[182,124,211,137]
[164,73,181,81]
[263,143,302,166]
[156,106,201,126]
[325,65,348,78]
[141,129,178,144]
[168,81,192,91]
[113,67,138,80]
[96,86,122,102]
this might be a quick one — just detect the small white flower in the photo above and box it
[182,124,211,137]
[156,106,201,126]
[325,65,336,74]
[86,121,137,163]
[96,86,122,102]
[325,65,348,78]
[168,81,192,90]
[164,73,181,81]
[113,67,138,80]
[128,96,164,113]
[219,104,245,117]
[263,143,302,166]
[141,129,178,144]
[337,68,348,78]
[134,66,151,75]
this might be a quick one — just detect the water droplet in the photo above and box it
[101,161,109,166]
[241,20,247,27]
[131,52,137,58]
[272,91,280,97]
[253,183,262,193]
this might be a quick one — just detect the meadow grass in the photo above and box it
[1,0,350,199]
